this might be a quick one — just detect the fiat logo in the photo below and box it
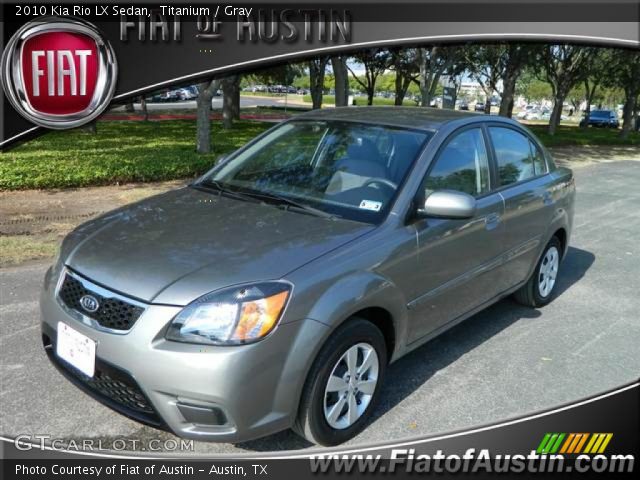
[79,295,100,313]
[1,17,117,129]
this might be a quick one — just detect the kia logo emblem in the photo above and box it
[79,295,100,313]
[1,17,117,129]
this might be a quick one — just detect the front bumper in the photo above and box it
[40,266,329,443]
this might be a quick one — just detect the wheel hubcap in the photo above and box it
[323,343,379,430]
[538,246,559,298]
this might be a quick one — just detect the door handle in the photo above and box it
[484,212,501,230]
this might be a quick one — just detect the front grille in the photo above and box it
[42,331,165,429]
[66,361,154,414]
[58,273,144,331]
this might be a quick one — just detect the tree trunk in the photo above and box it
[309,59,327,110]
[417,50,442,109]
[498,46,523,118]
[484,98,492,115]
[499,72,517,117]
[232,77,241,120]
[394,75,411,106]
[548,95,565,136]
[581,80,598,129]
[222,75,238,129]
[140,96,148,121]
[394,73,404,106]
[620,91,636,139]
[420,75,437,107]
[366,88,375,106]
[331,56,349,107]
[196,80,220,153]
[419,72,433,107]
[125,102,135,113]
[80,121,97,134]
[620,67,640,138]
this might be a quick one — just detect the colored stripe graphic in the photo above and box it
[536,433,552,454]
[596,434,613,454]
[583,434,599,453]
[536,433,565,454]
[573,433,589,453]
[539,433,613,455]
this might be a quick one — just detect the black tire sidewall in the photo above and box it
[304,320,387,446]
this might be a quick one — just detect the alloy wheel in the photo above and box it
[323,343,379,430]
[538,246,559,298]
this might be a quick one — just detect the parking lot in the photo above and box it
[1,160,639,455]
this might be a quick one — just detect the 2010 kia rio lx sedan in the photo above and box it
[40,107,575,446]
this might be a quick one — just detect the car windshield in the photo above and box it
[199,120,431,223]
[591,110,610,118]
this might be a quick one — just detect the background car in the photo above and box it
[176,87,198,101]
[517,105,537,119]
[579,110,620,128]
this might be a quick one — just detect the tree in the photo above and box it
[308,57,329,109]
[516,70,552,103]
[610,49,640,138]
[221,75,240,129]
[347,49,391,105]
[331,56,349,107]
[196,79,221,154]
[414,46,458,107]
[463,45,502,114]
[389,48,419,105]
[577,49,612,128]
[462,44,536,117]
[139,95,149,121]
[541,45,594,135]
[499,44,536,117]
[250,64,302,89]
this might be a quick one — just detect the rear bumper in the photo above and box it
[40,265,329,443]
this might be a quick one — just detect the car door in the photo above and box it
[486,125,555,291]
[407,125,506,343]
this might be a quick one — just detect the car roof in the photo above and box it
[296,106,494,131]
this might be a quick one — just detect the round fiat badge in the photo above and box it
[1,17,118,129]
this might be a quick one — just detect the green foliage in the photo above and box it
[0,121,271,190]
[516,70,553,102]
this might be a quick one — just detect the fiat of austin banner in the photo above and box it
[0,1,639,478]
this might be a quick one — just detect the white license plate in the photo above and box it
[56,322,96,378]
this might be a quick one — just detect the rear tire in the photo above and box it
[513,236,562,308]
[293,318,387,446]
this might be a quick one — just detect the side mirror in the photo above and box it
[418,190,476,219]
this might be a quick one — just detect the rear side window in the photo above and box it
[489,127,545,186]
[530,142,547,176]
[424,128,490,197]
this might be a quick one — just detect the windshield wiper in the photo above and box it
[194,180,259,203]
[241,190,338,220]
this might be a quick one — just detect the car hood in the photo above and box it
[65,187,373,305]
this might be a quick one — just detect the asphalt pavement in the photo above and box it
[1,160,639,455]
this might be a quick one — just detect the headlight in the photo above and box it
[165,282,291,345]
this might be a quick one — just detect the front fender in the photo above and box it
[298,270,409,363]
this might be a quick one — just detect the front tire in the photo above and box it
[513,236,562,308]
[294,318,387,446]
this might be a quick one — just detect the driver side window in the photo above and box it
[424,128,490,197]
